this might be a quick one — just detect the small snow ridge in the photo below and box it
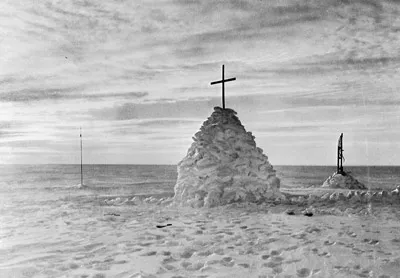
[104,197,129,206]
[68,183,88,189]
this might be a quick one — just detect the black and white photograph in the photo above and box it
[1,0,400,277]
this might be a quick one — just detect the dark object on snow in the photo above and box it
[156,223,172,228]
[105,213,120,216]
[303,211,313,217]
[285,210,295,215]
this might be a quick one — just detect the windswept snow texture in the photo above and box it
[174,107,281,208]
[322,172,367,190]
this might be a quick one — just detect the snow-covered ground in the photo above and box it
[2,192,400,278]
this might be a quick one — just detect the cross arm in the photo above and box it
[210,77,236,85]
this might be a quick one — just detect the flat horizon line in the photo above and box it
[0,163,399,167]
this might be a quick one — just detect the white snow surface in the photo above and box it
[322,171,367,190]
[173,107,281,208]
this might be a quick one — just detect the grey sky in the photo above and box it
[1,0,400,165]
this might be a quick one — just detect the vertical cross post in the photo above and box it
[210,65,236,109]
[222,65,225,109]
[340,133,343,173]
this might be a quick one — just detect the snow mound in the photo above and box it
[322,171,366,190]
[173,107,281,208]
[68,183,88,189]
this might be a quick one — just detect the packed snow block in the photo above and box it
[174,107,282,207]
[322,171,367,190]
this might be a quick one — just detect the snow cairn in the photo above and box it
[322,171,367,190]
[173,107,282,208]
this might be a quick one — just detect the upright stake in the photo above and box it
[337,133,343,174]
[80,127,83,185]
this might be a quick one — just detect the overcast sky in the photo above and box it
[1,0,400,165]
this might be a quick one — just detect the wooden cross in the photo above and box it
[210,65,236,109]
